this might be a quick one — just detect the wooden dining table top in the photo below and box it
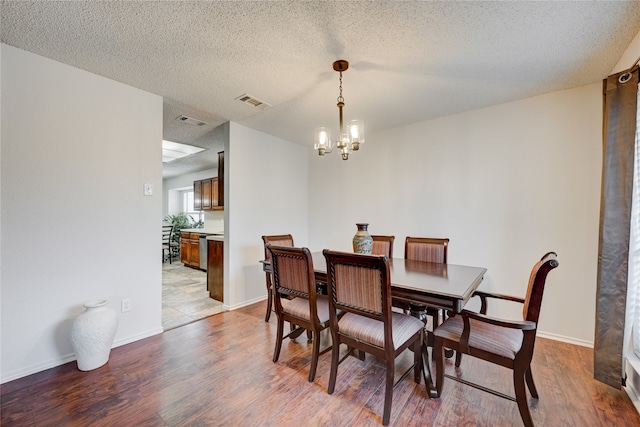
[262,251,487,314]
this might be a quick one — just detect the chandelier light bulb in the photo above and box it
[347,120,364,150]
[314,127,332,155]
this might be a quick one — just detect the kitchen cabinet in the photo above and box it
[189,233,200,267]
[202,178,212,210]
[207,238,224,301]
[193,177,222,211]
[180,232,189,264]
[217,151,224,207]
[193,180,202,211]
[180,232,201,268]
[192,151,224,211]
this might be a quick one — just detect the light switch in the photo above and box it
[144,183,153,196]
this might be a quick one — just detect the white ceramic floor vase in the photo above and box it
[71,299,118,371]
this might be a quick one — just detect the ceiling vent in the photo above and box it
[175,115,208,126]
[235,94,271,110]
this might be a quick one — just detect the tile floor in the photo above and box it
[162,260,224,330]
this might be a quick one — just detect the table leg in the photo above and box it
[409,303,438,397]
[409,302,453,357]
[421,342,438,398]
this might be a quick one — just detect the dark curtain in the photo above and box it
[595,67,638,388]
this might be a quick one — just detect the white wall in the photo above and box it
[612,29,640,74]
[0,44,163,383]
[225,122,308,309]
[309,82,602,346]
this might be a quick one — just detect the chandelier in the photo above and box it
[314,60,364,160]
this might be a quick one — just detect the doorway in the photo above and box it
[162,186,223,330]
[161,258,223,330]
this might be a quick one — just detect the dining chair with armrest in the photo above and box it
[323,249,423,426]
[434,252,559,427]
[267,244,331,382]
[262,234,294,322]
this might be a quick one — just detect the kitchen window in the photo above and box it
[182,189,203,222]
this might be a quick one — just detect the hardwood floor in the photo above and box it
[2,301,639,426]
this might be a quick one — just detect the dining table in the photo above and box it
[260,251,487,397]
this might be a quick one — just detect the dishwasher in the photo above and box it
[199,234,208,271]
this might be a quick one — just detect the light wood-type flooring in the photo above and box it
[2,302,639,426]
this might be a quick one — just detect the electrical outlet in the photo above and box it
[121,298,131,312]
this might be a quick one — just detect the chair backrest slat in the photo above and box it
[162,225,173,245]
[334,263,384,314]
[404,237,449,263]
[324,250,391,324]
[371,235,395,258]
[262,234,294,261]
[267,245,319,323]
[272,249,310,297]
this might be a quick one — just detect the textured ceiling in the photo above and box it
[2,1,640,178]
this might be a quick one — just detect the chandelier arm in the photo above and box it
[338,101,344,137]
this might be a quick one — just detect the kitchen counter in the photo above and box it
[179,229,223,270]
[206,235,224,241]
[207,237,224,302]
[180,228,224,235]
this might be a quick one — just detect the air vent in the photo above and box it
[175,115,208,126]
[235,94,271,110]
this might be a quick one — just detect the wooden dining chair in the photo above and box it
[404,236,449,263]
[434,252,559,427]
[402,237,450,336]
[371,235,395,258]
[323,249,423,426]
[261,234,294,322]
[267,244,331,382]
[162,224,175,264]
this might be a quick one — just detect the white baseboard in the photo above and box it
[537,330,593,348]
[0,327,164,385]
[0,354,77,384]
[114,327,164,346]
[224,295,267,311]
[626,358,640,415]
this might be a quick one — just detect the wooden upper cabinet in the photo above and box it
[217,151,224,207]
[202,178,212,210]
[211,177,220,209]
[192,152,224,211]
[193,180,203,211]
[193,176,223,211]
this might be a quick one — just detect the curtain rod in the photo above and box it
[618,55,640,83]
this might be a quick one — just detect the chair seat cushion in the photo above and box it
[434,314,523,360]
[338,312,423,350]
[281,297,331,324]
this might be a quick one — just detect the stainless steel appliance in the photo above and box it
[199,234,208,270]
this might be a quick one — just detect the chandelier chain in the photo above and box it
[337,71,344,104]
